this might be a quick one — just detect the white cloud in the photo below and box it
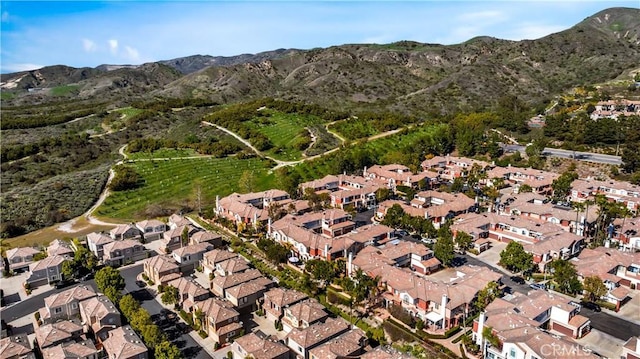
[2,63,44,72]
[123,45,140,62]
[108,39,118,54]
[82,38,97,52]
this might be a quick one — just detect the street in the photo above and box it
[501,144,622,165]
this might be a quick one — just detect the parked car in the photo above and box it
[135,280,146,288]
[80,272,94,281]
[582,301,601,312]
[529,283,546,290]
[510,276,526,285]
[54,279,77,289]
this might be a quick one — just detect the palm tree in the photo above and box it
[571,201,586,236]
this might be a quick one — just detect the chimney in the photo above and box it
[476,312,485,346]
[267,218,272,236]
[324,244,329,260]
[347,252,353,277]
[441,294,447,328]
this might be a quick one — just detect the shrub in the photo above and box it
[179,310,193,326]
[388,304,415,327]
[226,351,233,359]
[382,321,413,342]
[198,330,208,339]
[142,273,149,281]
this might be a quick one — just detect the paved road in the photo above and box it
[501,144,622,165]
[461,254,640,341]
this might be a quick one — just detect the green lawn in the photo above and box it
[113,107,145,119]
[247,111,322,161]
[97,156,277,220]
[126,148,200,160]
[1,92,15,100]
[50,85,80,96]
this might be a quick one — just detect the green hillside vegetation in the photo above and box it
[50,84,80,96]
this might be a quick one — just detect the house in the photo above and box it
[35,320,83,349]
[572,247,640,310]
[281,299,329,333]
[102,326,148,359]
[102,239,147,267]
[135,219,166,242]
[0,333,36,359]
[109,224,142,241]
[342,223,394,249]
[224,277,274,311]
[26,255,69,287]
[5,247,40,273]
[79,295,122,341]
[350,241,441,276]
[168,214,191,229]
[40,340,99,359]
[359,347,412,359]
[160,225,201,253]
[285,317,350,359]
[472,290,592,345]
[523,231,583,271]
[193,298,242,346]
[299,175,340,194]
[622,336,640,359]
[211,269,263,297]
[201,249,238,277]
[364,164,437,191]
[172,243,213,273]
[167,277,209,312]
[215,190,290,228]
[421,156,490,182]
[263,288,309,323]
[232,333,290,359]
[307,329,367,359]
[47,240,74,258]
[86,233,114,259]
[190,231,223,247]
[612,217,640,251]
[39,285,96,324]
[215,258,250,277]
[142,255,180,285]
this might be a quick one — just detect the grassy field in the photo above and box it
[247,111,322,161]
[96,156,277,220]
[113,107,145,119]
[126,148,200,160]
[3,217,117,249]
[50,84,80,96]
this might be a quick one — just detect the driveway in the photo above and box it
[618,290,640,322]
[475,240,507,267]
[572,329,624,359]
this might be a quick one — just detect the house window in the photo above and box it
[227,331,235,337]
[109,318,115,324]
[510,349,516,358]
[54,307,62,314]
[71,303,78,309]
[298,346,303,353]
[241,297,247,303]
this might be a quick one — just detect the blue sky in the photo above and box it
[1,1,637,73]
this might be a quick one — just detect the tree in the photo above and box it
[306,259,337,287]
[154,341,182,359]
[375,187,390,202]
[109,165,141,191]
[181,226,189,246]
[499,241,533,273]
[61,260,75,280]
[239,170,257,193]
[119,294,141,317]
[551,170,578,203]
[74,245,97,272]
[518,184,533,193]
[551,259,583,295]
[95,266,125,297]
[582,275,607,303]
[161,286,179,306]
[474,281,500,312]
[434,234,455,267]
[454,231,473,254]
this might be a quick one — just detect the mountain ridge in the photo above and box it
[2,7,639,113]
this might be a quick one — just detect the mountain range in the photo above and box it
[1,7,639,114]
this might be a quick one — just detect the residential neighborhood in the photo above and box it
[2,157,640,359]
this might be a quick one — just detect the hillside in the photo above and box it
[158,7,640,114]
[2,7,638,113]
